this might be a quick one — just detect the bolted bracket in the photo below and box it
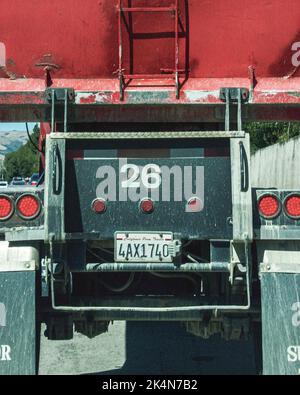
[220,88,249,132]
[220,87,249,103]
[45,88,75,103]
[45,88,75,133]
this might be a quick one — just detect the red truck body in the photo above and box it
[1,1,300,377]
[1,0,300,121]
[1,0,300,79]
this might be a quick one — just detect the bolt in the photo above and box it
[25,263,31,269]
[266,264,271,271]
[227,217,233,226]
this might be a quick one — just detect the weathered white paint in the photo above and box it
[251,135,300,189]
[0,241,38,272]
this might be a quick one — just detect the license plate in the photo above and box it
[115,232,174,263]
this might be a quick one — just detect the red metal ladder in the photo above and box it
[117,0,184,100]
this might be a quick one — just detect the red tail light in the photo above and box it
[284,194,300,219]
[0,195,14,221]
[258,194,281,219]
[92,199,107,214]
[16,194,41,220]
[140,199,154,214]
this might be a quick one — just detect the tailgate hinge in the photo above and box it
[220,88,249,131]
[45,88,75,133]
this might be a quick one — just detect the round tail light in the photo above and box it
[258,194,281,219]
[16,194,41,220]
[92,199,107,214]
[140,198,154,214]
[0,195,14,221]
[284,194,300,219]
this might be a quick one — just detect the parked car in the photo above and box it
[29,173,40,186]
[10,177,26,187]
[0,181,8,188]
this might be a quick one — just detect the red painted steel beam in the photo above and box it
[1,77,300,122]
[1,77,300,103]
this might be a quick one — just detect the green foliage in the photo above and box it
[245,122,300,154]
[4,124,40,181]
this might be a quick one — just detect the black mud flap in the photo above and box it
[0,272,37,375]
[261,272,300,375]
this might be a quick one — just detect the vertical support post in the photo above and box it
[51,89,55,134]
[225,89,230,132]
[64,88,68,133]
[118,0,124,101]
[175,0,180,99]
[237,88,242,131]
[221,88,248,132]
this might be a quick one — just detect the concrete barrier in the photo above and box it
[251,136,300,189]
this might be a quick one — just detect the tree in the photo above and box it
[4,124,40,181]
[245,122,300,153]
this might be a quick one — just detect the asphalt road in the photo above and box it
[39,322,259,375]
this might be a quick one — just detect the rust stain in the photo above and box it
[0,57,25,80]
[0,66,18,80]
[7,58,16,67]
[35,54,60,71]
[80,94,97,104]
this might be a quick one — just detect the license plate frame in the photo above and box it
[114,232,174,263]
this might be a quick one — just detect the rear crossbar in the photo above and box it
[85,262,230,273]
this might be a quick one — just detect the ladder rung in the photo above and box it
[121,7,176,13]
[125,74,176,79]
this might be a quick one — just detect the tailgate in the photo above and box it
[64,137,232,239]
[45,132,252,242]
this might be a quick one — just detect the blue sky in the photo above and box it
[0,123,36,132]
